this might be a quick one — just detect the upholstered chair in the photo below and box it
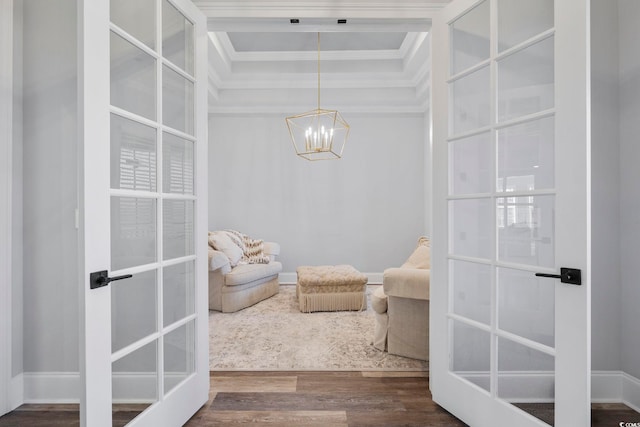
[372,237,430,361]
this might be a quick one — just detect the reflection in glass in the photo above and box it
[110,0,156,50]
[111,270,157,353]
[163,261,195,327]
[450,198,493,260]
[451,260,491,325]
[450,132,492,195]
[111,197,157,270]
[497,117,554,192]
[162,0,194,74]
[497,195,554,267]
[451,321,491,392]
[163,200,194,260]
[110,32,156,120]
[452,66,491,135]
[163,65,194,135]
[498,337,555,425]
[164,321,195,395]
[451,0,490,75]
[498,0,553,52]
[111,114,157,192]
[498,267,554,347]
[163,132,194,194]
[497,37,554,122]
[112,340,157,418]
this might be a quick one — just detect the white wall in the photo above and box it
[208,112,428,276]
[590,0,621,371]
[618,0,640,380]
[22,0,79,373]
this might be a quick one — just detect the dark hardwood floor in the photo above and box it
[1,371,638,426]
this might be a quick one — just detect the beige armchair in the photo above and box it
[372,237,430,361]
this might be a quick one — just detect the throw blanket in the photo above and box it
[224,229,271,265]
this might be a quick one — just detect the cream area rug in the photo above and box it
[209,285,429,371]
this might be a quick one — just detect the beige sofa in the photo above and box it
[372,237,430,360]
[208,240,282,313]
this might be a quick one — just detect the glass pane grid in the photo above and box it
[447,1,556,422]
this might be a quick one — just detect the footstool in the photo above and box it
[296,265,368,313]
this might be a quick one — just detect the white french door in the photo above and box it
[431,0,590,426]
[80,1,208,426]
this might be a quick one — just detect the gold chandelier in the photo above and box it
[286,33,350,161]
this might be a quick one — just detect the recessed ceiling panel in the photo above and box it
[227,32,408,52]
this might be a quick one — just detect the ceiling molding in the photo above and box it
[213,73,418,90]
[194,1,449,19]
[208,104,428,115]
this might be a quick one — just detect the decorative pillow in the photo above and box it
[402,243,431,270]
[208,231,243,267]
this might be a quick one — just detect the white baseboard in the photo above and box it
[23,372,79,403]
[279,272,383,285]
[21,370,640,408]
[592,370,640,411]
[22,372,191,404]
[623,372,640,412]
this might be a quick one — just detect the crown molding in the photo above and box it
[195,1,449,19]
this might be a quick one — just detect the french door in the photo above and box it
[431,0,590,426]
[80,1,208,426]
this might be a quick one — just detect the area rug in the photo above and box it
[209,285,429,371]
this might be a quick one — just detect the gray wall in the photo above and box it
[618,0,640,380]
[591,0,621,371]
[208,113,428,275]
[22,0,79,372]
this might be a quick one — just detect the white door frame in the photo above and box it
[0,0,19,417]
[0,0,13,413]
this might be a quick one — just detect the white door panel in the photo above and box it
[431,0,590,425]
[80,1,208,425]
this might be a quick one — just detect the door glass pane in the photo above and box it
[111,197,157,270]
[162,0,194,74]
[451,0,490,75]
[497,195,554,267]
[497,36,554,122]
[498,267,554,347]
[111,114,157,192]
[163,65,194,135]
[451,65,490,135]
[164,320,195,395]
[498,0,554,52]
[163,132,194,194]
[111,32,157,120]
[497,117,554,192]
[451,260,491,325]
[450,198,493,259]
[450,132,492,195]
[163,200,194,260]
[163,261,195,327]
[111,270,157,353]
[110,0,156,50]
[112,340,158,425]
[498,338,555,425]
[451,320,490,392]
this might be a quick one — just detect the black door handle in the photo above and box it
[535,267,581,286]
[90,270,133,289]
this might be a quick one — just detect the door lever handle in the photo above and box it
[535,267,581,286]
[90,270,133,289]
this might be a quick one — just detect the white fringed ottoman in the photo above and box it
[296,265,368,313]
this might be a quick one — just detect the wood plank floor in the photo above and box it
[1,371,638,426]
